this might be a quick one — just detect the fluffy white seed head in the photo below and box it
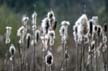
[26,33,31,40]
[9,44,16,56]
[41,17,50,35]
[61,21,70,26]
[75,14,88,26]
[32,25,37,34]
[34,29,40,43]
[45,51,53,66]
[32,11,37,25]
[73,14,89,43]
[9,44,16,61]
[5,26,12,44]
[97,25,103,36]
[17,26,25,36]
[5,26,12,30]
[26,33,31,48]
[47,10,55,19]
[31,30,40,46]
[40,34,49,51]
[17,26,27,44]
[48,30,55,46]
[92,16,98,24]
[22,15,29,25]
[103,24,107,32]
[73,25,78,42]
[59,26,68,43]
[88,40,95,53]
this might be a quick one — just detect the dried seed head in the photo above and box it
[59,26,65,37]
[41,18,50,35]
[91,41,95,50]
[32,11,37,19]
[5,26,12,30]
[97,26,101,36]
[45,51,53,66]
[5,26,12,44]
[75,26,78,34]
[96,25,102,36]
[26,33,31,48]
[92,16,98,24]
[47,10,55,19]
[61,21,70,26]
[35,30,40,43]
[103,24,107,32]
[94,25,98,32]
[73,25,78,42]
[89,21,93,35]
[22,15,29,25]
[9,44,16,56]
[32,11,37,25]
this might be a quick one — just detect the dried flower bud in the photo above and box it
[9,44,16,56]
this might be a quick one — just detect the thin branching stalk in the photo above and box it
[41,43,44,71]
[33,43,36,71]
[12,60,14,71]
[80,42,83,71]
[82,42,85,71]
[59,41,65,71]
[102,51,106,71]
[49,66,52,71]
[76,43,78,71]
[17,43,22,71]
[95,36,98,71]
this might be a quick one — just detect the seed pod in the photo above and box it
[92,16,98,24]
[75,26,77,34]
[35,30,40,43]
[89,21,93,35]
[103,24,107,32]
[41,18,50,35]
[48,30,55,46]
[46,20,50,34]
[94,25,98,32]
[45,51,53,66]
[22,15,29,25]
[97,25,102,36]
[5,26,12,44]
[26,33,31,48]
[32,11,37,25]
[47,10,55,19]
[9,44,16,56]
[61,21,70,26]
[89,41,95,53]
